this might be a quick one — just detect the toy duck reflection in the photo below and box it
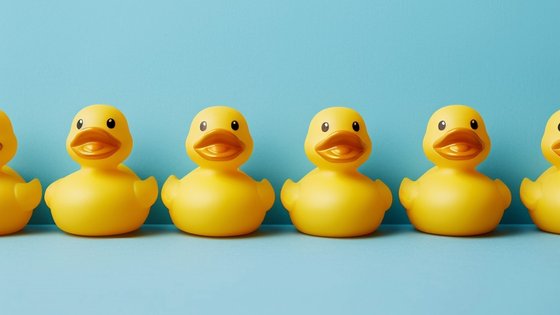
[162,106,275,237]
[45,105,158,236]
[399,105,511,236]
[281,107,392,237]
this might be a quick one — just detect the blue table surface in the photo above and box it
[1,224,558,315]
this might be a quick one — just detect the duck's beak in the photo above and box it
[195,129,244,161]
[71,127,121,159]
[552,141,560,156]
[433,128,484,160]
[315,131,364,163]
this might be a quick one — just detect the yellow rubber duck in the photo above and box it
[281,107,392,237]
[45,104,158,236]
[162,106,275,237]
[521,110,560,233]
[399,105,511,236]
[0,111,42,235]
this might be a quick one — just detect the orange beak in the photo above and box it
[194,129,244,161]
[552,141,560,157]
[315,131,364,163]
[433,128,484,160]
[71,128,121,159]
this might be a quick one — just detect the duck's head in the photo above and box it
[0,111,17,167]
[423,105,490,169]
[541,110,560,166]
[66,104,133,169]
[186,106,253,170]
[305,107,371,170]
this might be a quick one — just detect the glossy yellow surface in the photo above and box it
[162,106,274,237]
[399,105,511,236]
[281,107,392,237]
[45,105,158,236]
[521,110,560,233]
[0,111,42,235]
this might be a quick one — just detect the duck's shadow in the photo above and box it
[476,225,538,238]
[288,225,410,240]
[1,225,294,239]
[179,226,290,240]
[415,225,536,239]
[1,224,540,239]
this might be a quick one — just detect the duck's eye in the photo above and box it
[557,123,560,132]
[231,120,239,131]
[77,119,83,130]
[352,121,360,132]
[321,122,329,132]
[200,121,207,131]
[106,118,115,129]
[438,120,446,131]
[470,119,478,130]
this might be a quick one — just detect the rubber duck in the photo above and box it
[281,107,392,237]
[0,111,42,235]
[521,110,560,233]
[162,106,274,237]
[45,104,158,236]
[399,105,511,236]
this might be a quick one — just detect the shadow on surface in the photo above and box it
[47,226,178,239]
[287,225,413,240]
[176,226,293,240]
[412,225,538,239]
[479,225,537,238]
[3,224,545,240]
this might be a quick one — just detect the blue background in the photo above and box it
[1,0,559,225]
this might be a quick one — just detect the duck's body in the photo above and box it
[521,167,560,233]
[282,168,391,237]
[281,107,392,237]
[401,166,510,236]
[163,106,274,237]
[0,111,42,235]
[520,110,560,234]
[400,105,511,236]
[46,165,157,236]
[163,168,273,236]
[45,104,158,236]
[0,166,42,235]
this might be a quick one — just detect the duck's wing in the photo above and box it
[399,178,418,210]
[494,179,512,210]
[15,178,42,212]
[134,176,158,208]
[162,175,180,209]
[257,179,275,211]
[281,179,299,212]
[374,179,393,211]
[520,178,541,211]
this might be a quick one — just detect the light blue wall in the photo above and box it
[1,0,559,224]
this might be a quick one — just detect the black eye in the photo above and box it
[352,121,360,132]
[470,119,478,130]
[557,123,560,132]
[200,121,207,131]
[438,120,446,131]
[231,120,239,131]
[77,119,83,129]
[106,118,115,129]
[321,122,329,132]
